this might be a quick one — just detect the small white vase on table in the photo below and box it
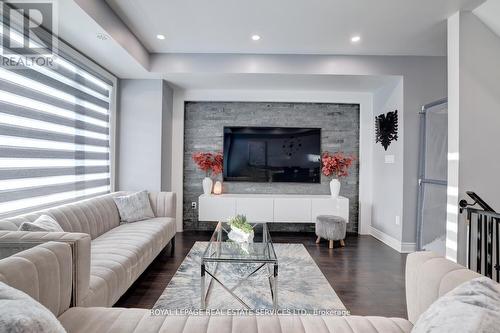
[202,177,213,195]
[192,151,223,195]
[228,215,254,243]
[329,178,341,199]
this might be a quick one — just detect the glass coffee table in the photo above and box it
[201,221,278,310]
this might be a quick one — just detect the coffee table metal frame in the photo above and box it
[200,221,278,310]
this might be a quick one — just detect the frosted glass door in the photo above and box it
[417,101,447,255]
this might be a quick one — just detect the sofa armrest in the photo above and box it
[405,251,482,324]
[0,230,91,307]
[149,192,176,218]
[0,242,73,317]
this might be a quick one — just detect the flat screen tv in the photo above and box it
[223,127,321,183]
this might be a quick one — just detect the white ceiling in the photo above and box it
[473,0,500,38]
[164,73,399,92]
[57,0,150,78]
[106,0,481,56]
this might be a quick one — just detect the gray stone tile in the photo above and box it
[183,102,360,232]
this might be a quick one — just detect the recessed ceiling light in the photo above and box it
[251,34,261,41]
[156,34,166,40]
[351,35,361,43]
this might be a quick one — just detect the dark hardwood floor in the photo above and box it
[115,232,408,318]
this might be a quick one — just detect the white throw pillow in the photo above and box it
[113,190,155,223]
[0,281,66,333]
[412,277,500,333]
[18,215,63,232]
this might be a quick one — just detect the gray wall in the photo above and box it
[459,13,500,209]
[117,79,173,192]
[161,82,174,191]
[395,59,447,244]
[447,12,500,263]
[371,79,404,240]
[166,55,447,242]
[183,101,360,232]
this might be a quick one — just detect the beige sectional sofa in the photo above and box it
[0,241,484,333]
[0,191,176,307]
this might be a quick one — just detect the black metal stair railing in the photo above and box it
[460,192,499,282]
[463,208,500,282]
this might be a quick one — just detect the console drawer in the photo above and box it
[274,198,311,222]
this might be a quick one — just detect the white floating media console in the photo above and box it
[198,194,349,223]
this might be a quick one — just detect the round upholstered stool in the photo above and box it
[315,215,346,249]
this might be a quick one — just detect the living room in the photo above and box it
[0,0,499,332]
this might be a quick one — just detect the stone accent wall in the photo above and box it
[183,101,360,232]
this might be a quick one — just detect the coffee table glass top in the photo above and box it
[202,222,277,263]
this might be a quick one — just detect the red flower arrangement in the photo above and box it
[192,152,223,177]
[212,153,223,176]
[321,152,354,179]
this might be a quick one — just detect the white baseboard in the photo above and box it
[370,226,416,253]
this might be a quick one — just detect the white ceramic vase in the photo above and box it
[202,177,213,195]
[228,225,254,243]
[329,178,341,198]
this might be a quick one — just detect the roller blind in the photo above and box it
[0,10,115,218]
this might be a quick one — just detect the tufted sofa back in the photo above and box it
[1,193,121,240]
[0,242,73,316]
[405,251,483,324]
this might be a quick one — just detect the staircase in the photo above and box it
[460,192,500,282]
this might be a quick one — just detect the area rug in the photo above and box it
[152,242,346,313]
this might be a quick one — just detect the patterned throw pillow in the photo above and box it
[18,215,63,232]
[113,190,155,223]
[0,281,67,333]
